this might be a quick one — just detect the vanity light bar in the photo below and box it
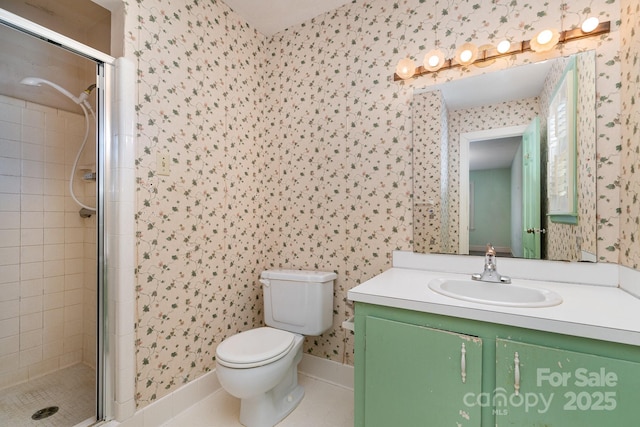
[393,21,610,81]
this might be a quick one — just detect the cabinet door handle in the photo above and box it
[514,352,520,396]
[461,343,466,383]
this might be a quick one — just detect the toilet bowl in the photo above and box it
[216,327,305,427]
[215,269,336,427]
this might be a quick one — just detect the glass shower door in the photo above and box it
[0,8,111,425]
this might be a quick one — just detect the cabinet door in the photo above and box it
[496,339,640,426]
[364,316,483,427]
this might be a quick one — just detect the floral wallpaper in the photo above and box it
[440,93,451,254]
[620,0,640,269]
[265,4,415,364]
[127,0,267,406]
[413,90,444,253]
[123,0,630,408]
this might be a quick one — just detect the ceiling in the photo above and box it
[0,0,110,46]
[1,0,352,38]
[416,60,554,111]
[470,136,522,171]
[221,0,353,36]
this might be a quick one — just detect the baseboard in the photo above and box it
[108,355,353,426]
[109,370,221,427]
[298,354,354,390]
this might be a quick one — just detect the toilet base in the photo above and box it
[239,366,304,427]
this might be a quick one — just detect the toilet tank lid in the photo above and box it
[261,269,337,282]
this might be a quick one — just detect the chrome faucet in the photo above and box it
[471,244,511,284]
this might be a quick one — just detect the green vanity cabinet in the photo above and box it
[494,339,640,426]
[354,303,640,427]
[362,316,483,427]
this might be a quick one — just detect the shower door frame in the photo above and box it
[0,8,116,423]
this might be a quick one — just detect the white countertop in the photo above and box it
[348,267,640,347]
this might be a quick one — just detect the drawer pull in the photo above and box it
[514,352,521,396]
[461,343,467,383]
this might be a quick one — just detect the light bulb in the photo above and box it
[497,40,511,54]
[581,17,599,33]
[530,28,560,52]
[537,30,553,45]
[395,58,416,79]
[423,49,445,72]
[455,43,478,66]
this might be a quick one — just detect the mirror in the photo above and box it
[412,51,596,262]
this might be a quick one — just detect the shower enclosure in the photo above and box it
[0,4,114,426]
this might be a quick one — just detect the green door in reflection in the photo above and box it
[522,117,541,259]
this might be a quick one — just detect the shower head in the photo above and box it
[21,78,97,212]
[20,77,82,104]
[20,77,45,87]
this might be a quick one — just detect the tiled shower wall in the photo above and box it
[0,94,96,390]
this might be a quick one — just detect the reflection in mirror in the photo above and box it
[412,51,596,262]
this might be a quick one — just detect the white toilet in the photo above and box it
[215,269,336,427]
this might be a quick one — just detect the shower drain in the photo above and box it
[31,406,59,420]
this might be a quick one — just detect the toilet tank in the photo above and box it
[260,269,336,336]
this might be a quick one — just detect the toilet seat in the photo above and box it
[216,327,295,369]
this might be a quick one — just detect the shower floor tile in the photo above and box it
[163,373,354,427]
[0,364,95,427]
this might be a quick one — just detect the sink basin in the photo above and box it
[428,278,562,308]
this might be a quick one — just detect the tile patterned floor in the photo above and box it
[163,374,354,427]
[0,364,95,427]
